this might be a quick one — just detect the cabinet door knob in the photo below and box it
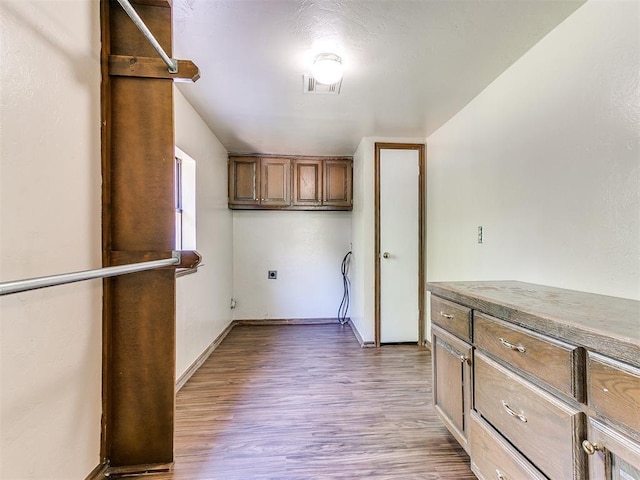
[495,470,506,480]
[382,252,390,259]
[582,440,600,455]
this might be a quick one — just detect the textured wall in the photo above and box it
[232,210,351,321]
[350,138,376,343]
[174,88,234,379]
[0,0,102,477]
[427,0,640,301]
[350,137,427,344]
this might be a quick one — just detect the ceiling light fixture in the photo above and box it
[312,53,344,85]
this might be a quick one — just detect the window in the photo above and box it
[175,147,196,250]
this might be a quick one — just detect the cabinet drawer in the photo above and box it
[474,312,583,400]
[588,352,640,433]
[431,296,471,342]
[469,410,546,480]
[475,352,586,480]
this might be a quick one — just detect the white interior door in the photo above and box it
[380,148,419,343]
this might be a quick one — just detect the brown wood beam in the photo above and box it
[130,0,171,7]
[109,55,200,82]
[110,250,202,268]
[100,0,200,473]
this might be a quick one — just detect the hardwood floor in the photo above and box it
[130,324,475,479]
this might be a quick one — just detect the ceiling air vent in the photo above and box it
[303,74,342,95]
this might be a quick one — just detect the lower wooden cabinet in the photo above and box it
[229,155,352,210]
[432,325,472,452]
[428,282,640,480]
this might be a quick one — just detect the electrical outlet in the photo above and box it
[230,298,237,309]
[478,226,484,244]
[268,270,277,279]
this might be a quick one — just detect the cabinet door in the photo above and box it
[323,159,352,207]
[432,324,472,452]
[293,159,322,206]
[584,418,640,480]
[229,156,259,206]
[261,157,291,207]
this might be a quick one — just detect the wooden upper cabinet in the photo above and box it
[229,155,352,211]
[228,156,291,208]
[324,159,352,208]
[229,156,260,206]
[293,159,323,206]
[261,157,291,206]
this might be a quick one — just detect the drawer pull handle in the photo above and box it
[501,400,527,423]
[499,337,526,353]
[439,311,454,319]
[495,470,506,480]
[582,440,601,455]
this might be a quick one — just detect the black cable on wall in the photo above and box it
[338,251,352,324]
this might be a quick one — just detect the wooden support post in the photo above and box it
[100,0,199,473]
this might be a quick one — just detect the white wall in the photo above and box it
[174,88,234,379]
[426,0,640,301]
[350,138,376,342]
[232,211,351,320]
[351,137,427,343]
[0,1,102,478]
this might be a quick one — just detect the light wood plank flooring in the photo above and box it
[132,324,475,479]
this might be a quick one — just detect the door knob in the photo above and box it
[382,252,390,259]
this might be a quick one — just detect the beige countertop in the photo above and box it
[427,281,640,367]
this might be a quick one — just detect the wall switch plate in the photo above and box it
[268,270,277,279]
[478,226,484,244]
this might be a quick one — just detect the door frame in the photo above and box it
[374,142,426,347]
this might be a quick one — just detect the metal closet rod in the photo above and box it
[0,252,181,296]
[116,0,178,73]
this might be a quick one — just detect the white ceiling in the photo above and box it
[173,0,585,157]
